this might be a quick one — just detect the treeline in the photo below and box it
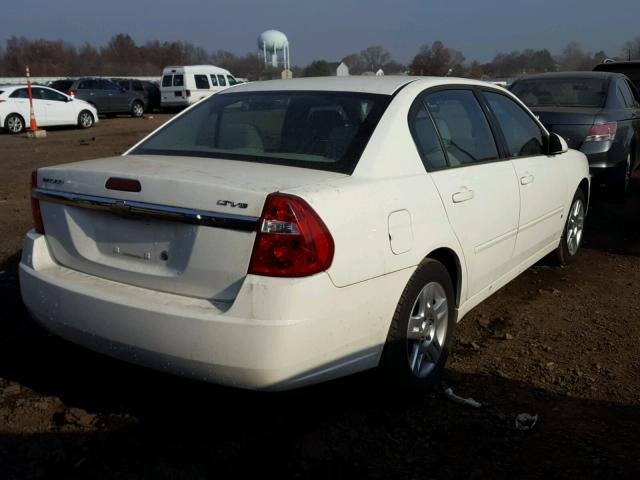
[0,33,639,80]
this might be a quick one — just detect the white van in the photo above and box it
[160,65,238,108]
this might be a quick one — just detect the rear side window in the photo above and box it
[484,91,545,157]
[10,88,29,99]
[217,75,227,86]
[50,80,73,92]
[410,104,447,170]
[173,75,184,87]
[194,74,210,89]
[619,82,635,108]
[425,89,498,166]
[131,91,392,174]
[162,75,173,87]
[210,75,219,86]
[132,80,144,91]
[79,79,99,89]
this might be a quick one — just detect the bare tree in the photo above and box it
[360,46,391,72]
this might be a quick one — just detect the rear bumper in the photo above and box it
[19,231,409,390]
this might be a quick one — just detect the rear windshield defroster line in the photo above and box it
[130,90,392,174]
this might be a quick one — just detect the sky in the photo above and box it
[1,0,638,66]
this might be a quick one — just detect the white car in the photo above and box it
[0,85,98,133]
[19,77,590,391]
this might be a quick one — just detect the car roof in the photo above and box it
[224,76,509,96]
[514,71,622,81]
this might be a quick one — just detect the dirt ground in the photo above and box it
[1,116,639,479]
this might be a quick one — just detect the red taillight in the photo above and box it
[68,90,76,97]
[105,177,141,192]
[248,193,334,277]
[31,170,45,234]
[185,89,191,97]
[585,121,617,142]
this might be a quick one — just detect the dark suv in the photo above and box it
[49,78,145,117]
[594,60,640,92]
[112,78,160,112]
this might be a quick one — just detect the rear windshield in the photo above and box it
[130,91,391,174]
[173,75,184,87]
[50,80,73,91]
[510,78,609,108]
[161,75,173,87]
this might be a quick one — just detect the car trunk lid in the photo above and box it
[531,106,603,149]
[36,155,346,301]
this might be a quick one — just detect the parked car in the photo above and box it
[160,65,238,109]
[0,84,98,133]
[594,60,640,91]
[510,72,640,195]
[49,78,145,117]
[20,77,590,391]
[112,78,161,112]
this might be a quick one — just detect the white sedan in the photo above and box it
[0,85,98,133]
[19,77,589,391]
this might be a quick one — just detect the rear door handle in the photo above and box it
[520,174,534,185]
[452,188,474,203]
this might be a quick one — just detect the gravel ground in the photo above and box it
[0,116,639,479]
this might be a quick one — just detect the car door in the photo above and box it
[39,87,74,125]
[78,79,108,113]
[418,88,520,299]
[9,87,47,126]
[481,90,567,266]
[101,80,128,113]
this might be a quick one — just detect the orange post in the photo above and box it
[25,65,38,131]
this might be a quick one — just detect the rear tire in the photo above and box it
[77,110,94,129]
[131,101,144,118]
[380,259,456,392]
[555,188,586,266]
[4,113,25,134]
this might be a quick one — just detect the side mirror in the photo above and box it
[66,97,73,102]
[121,87,127,93]
[548,132,568,155]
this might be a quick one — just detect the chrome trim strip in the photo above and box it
[33,187,259,232]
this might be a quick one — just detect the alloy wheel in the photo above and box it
[406,281,449,378]
[566,197,585,256]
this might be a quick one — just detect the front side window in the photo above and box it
[131,91,391,174]
[410,104,447,170]
[101,80,119,91]
[79,79,98,90]
[227,76,237,86]
[133,80,144,91]
[173,75,184,87]
[425,89,498,166]
[41,88,67,102]
[194,74,210,89]
[484,91,545,157]
[162,75,173,87]
[217,75,227,87]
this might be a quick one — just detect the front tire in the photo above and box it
[380,259,456,392]
[4,113,25,134]
[555,188,586,265]
[77,110,94,129]
[131,101,144,118]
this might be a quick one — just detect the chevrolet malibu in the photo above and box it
[20,77,590,391]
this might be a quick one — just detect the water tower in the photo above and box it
[258,30,290,70]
